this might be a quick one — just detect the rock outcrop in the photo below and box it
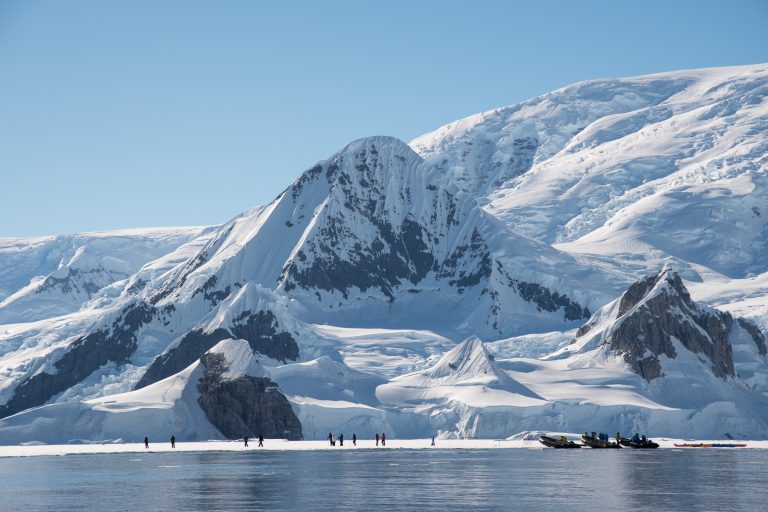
[582,268,740,381]
[196,352,303,440]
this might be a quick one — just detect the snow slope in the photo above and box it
[0,360,220,445]
[414,64,768,282]
[0,337,391,444]
[0,227,206,323]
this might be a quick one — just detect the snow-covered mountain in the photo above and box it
[0,227,206,323]
[415,65,768,283]
[137,136,598,337]
[0,63,767,443]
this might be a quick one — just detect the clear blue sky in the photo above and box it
[1,0,766,236]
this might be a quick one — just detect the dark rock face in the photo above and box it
[196,353,302,440]
[126,278,148,295]
[290,163,326,201]
[192,275,241,306]
[229,311,299,360]
[149,225,234,305]
[575,322,593,338]
[737,318,768,355]
[0,302,157,418]
[282,141,454,302]
[515,281,590,321]
[284,216,438,302]
[135,310,299,389]
[438,229,492,291]
[494,262,590,321]
[605,270,735,381]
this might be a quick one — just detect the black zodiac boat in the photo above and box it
[539,435,582,448]
[619,437,659,449]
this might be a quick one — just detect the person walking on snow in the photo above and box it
[382,433,386,446]
[339,434,344,447]
[244,436,249,447]
[170,435,176,448]
[144,436,149,449]
[328,433,335,446]
[258,434,264,447]
[352,433,357,446]
[375,433,379,446]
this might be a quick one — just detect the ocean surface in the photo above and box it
[2,447,767,511]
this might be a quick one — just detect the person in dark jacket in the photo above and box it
[339,433,344,446]
[381,433,386,446]
[244,436,249,447]
[328,433,335,446]
[258,434,264,447]
[375,433,379,446]
[144,436,149,449]
[352,433,357,446]
[170,435,176,448]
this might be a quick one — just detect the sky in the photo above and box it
[1,0,766,237]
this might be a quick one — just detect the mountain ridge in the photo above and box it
[0,64,767,441]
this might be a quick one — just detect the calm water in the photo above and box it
[1,448,766,511]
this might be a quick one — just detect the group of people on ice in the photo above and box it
[143,435,180,449]
[142,432,440,449]
[327,432,387,446]
[142,434,267,449]
[243,435,264,447]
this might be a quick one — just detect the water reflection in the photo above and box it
[2,448,767,511]
[613,448,763,511]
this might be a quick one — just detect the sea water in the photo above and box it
[2,448,766,511]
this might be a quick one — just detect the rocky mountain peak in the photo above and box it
[617,266,689,317]
[598,268,736,381]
